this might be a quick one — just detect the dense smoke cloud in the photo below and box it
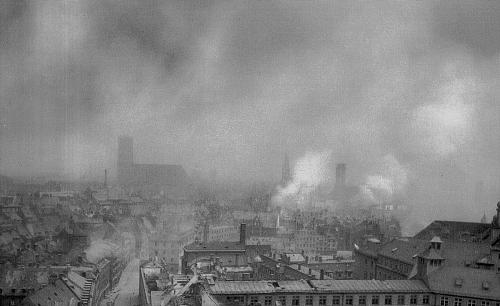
[273,151,331,208]
[1,1,500,224]
[361,155,409,205]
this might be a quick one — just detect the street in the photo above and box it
[101,258,140,306]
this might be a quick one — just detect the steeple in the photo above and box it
[282,154,291,185]
[481,212,487,223]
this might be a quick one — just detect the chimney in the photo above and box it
[240,223,246,245]
[320,269,325,280]
[297,264,301,270]
[308,267,312,275]
[104,169,107,188]
[305,256,309,264]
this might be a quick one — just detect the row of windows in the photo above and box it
[439,297,500,306]
[228,294,430,306]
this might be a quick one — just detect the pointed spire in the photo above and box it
[481,212,487,223]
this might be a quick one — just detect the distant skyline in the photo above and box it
[1,1,500,222]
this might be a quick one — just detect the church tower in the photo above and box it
[282,154,291,185]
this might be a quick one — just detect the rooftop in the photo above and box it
[208,279,429,295]
[184,241,246,252]
[427,266,500,300]
[377,239,429,265]
[414,221,490,242]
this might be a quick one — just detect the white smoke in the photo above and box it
[410,72,476,157]
[273,151,331,208]
[361,154,409,204]
[85,239,121,263]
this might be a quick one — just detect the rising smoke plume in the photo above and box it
[273,151,331,208]
[361,154,409,205]
[1,1,500,224]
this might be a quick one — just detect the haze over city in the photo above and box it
[2,1,500,235]
[2,1,500,306]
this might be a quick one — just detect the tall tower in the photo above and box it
[282,154,291,185]
[117,136,134,185]
[335,163,346,190]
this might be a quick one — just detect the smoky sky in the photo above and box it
[1,0,500,223]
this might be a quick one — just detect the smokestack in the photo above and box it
[240,223,246,245]
[335,163,346,190]
[104,169,107,188]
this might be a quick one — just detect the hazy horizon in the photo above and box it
[2,1,500,224]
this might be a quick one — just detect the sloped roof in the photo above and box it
[209,279,429,295]
[63,271,87,299]
[184,241,246,252]
[210,280,311,294]
[26,279,79,306]
[427,266,500,300]
[378,239,429,264]
[355,240,382,258]
[311,279,429,293]
[421,241,490,267]
[284,253,306,263]
[379,238,490,267]
[414,221,490,242]
[25,284,65,305]
[0,267,48,290]
[289,264,332,280]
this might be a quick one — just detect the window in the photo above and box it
[333,296,341,305]
[373,296,380,305]
[481,302,489,306]
[278,296,286,306]
[468,301,476,306]
[411,295,418,305]
[455,298,463,306]
[264,296,272,306]
[305,296,313,306]
[227,296,245,304]
[319,296,327,306]
[250,296,259,306]
[440,297,449,306]
[385,296,393,305]
[346,296,353,305]
[359,296,366,305]
[398,295,405,305]
[292,296,300,306]
[423,295,430,305]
